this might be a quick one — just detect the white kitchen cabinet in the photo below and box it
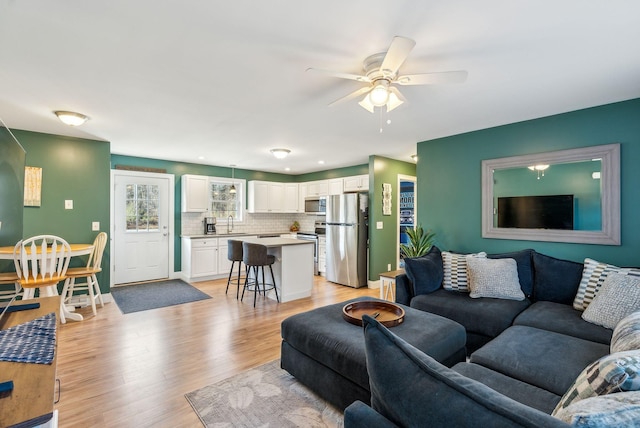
[298,182,308,212]
[248,181,285,213]
[181,174,209,212]
[318,235,326,276]
[306,180,328,197]
[343,174,369,193]
[182,237,218,278]
[328,178,343,195]
[283,183,300,213]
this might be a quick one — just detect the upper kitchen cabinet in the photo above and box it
[284,183,300,213]
[182,174,209,212]
[343,175,369,193]
[247,180,286,213]
[306,180,329,197]
[328,178,343,195]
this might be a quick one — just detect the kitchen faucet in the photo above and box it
[227,215,234,234]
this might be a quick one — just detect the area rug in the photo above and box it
[111,280,211,314]
[185,360,343,428]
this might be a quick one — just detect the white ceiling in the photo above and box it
[1,1,639,174]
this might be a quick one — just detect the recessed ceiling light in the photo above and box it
[198,156,205,160]
[285,167,291,171]
[54,110,89,126]
[318,160,325,165]
[411,154,418,162]
[270,148,291,159]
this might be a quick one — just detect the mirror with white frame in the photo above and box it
[481,143,620,245]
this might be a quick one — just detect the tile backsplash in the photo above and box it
[181,212,323,236]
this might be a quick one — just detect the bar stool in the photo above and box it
[241,242,279,307]
[225,240,244,299]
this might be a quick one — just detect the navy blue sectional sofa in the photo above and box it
[345,247,617,426]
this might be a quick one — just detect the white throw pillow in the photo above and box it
[466,257,525,301]
[582,272,640,329]
[441,251,486,292]
[573,258,640,311]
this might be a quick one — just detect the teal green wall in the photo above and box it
[368,155,416,280]
[15,130,111,291]
[296,164,369,182]
[416,98,640,266]
[0,127,25,251]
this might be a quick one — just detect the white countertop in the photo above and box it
[239,237,314,247]
[182,231,291,239]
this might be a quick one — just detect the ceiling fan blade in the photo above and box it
[306,68,370,82]
[328,86,372,107]
[380,36,416,77]
[396,70,468,85]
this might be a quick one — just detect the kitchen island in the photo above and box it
[238,237,314,303]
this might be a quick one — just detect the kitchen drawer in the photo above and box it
[190,238,218,247]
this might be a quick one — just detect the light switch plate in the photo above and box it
[65,200,73,209]
[376,221,383,229]
[92,221,100,231]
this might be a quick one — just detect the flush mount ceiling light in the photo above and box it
[54,110,89,126]
[270,148,291,159]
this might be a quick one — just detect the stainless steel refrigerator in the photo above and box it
[325,193,368,288]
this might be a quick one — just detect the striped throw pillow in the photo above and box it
[441,251,486,292]
[573,258,640,311]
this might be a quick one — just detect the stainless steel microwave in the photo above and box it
[304,196,326,215]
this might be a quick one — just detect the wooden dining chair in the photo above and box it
[0,271,21,302]
[13,235,71,300]
[61,232,107,318]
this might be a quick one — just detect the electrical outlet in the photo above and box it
[376,221,383,229]
[387,263,391,271]
[64,200,73,209]
[92,221,100,231]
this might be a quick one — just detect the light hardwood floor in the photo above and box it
[54,277,378,427]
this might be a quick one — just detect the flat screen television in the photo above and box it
[497,194,574,230]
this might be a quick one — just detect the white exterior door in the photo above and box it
[112,170,173,285]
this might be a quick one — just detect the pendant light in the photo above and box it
[229,165,237,194]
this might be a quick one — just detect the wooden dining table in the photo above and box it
[0,243,94,322]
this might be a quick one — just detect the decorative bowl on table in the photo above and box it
[342,300,405,328]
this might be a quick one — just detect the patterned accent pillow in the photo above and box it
[554,391,640,426]
[582,273,640,329]
[467,257,525,301]
[441,251,486,292]
[573,258,640,311]
[552,350,640,415]
[611,311,640,353]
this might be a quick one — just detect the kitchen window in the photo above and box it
[209,178,245,222]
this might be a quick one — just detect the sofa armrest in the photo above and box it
[395,274,413,305]
[344,400,398,428]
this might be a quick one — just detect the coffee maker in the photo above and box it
[204,217,216,235]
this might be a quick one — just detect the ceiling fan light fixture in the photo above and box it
[369,82,390,106]
[270,148,291,159]
[358,95,375,113]
[386,91,404,112]
[54,110,89,126]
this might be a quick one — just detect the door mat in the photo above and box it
[111,280,211,314]
[185,360,343,427]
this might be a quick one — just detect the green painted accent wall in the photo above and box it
[15,130,112,291]
[416,98,640,265]
[296,164,369,182]
[368,155,416,280]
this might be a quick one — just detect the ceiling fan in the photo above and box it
[307,36,467,113]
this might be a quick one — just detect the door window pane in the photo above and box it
[125,183,160,232]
